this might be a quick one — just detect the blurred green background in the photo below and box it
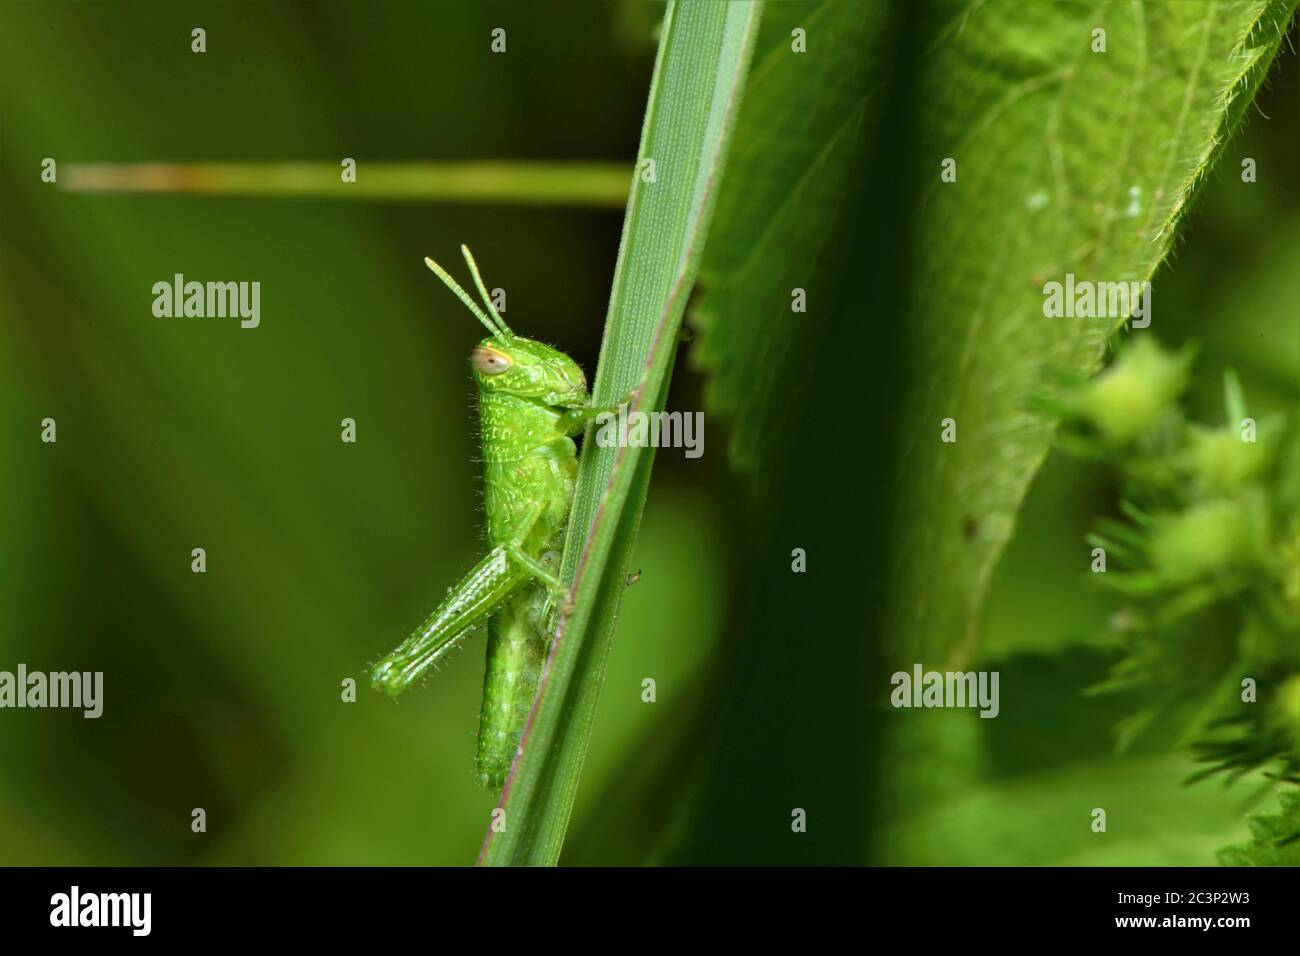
[1,1,1295,865]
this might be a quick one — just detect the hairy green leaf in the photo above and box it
[692,0,1299,663]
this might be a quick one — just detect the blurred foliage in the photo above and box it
[1059,340,1298,793]
[1217,789,1300,866]
[1,0,1297,867]
[62,160,631,206]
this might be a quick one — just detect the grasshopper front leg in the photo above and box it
[554,387,640,437]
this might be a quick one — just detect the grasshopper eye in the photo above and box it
[471,346,512,375]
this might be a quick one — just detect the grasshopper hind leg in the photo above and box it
[370,545,527,697]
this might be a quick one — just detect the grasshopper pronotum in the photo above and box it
[370,246,619,791]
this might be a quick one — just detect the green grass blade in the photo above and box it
[478,0,765,867]
[60,160,630,207]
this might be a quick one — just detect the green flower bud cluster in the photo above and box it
[1059,337,1299,801]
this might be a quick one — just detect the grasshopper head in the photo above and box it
[471,336,588,407]
[425,246,589,408]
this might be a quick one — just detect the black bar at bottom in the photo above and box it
[0,866,1291,942]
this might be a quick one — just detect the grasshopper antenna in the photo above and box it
[460,244,515,340]
[423,254,510,340]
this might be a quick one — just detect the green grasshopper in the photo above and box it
[371,246,616,792]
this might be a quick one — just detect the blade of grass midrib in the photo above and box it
[478,0,764,866]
